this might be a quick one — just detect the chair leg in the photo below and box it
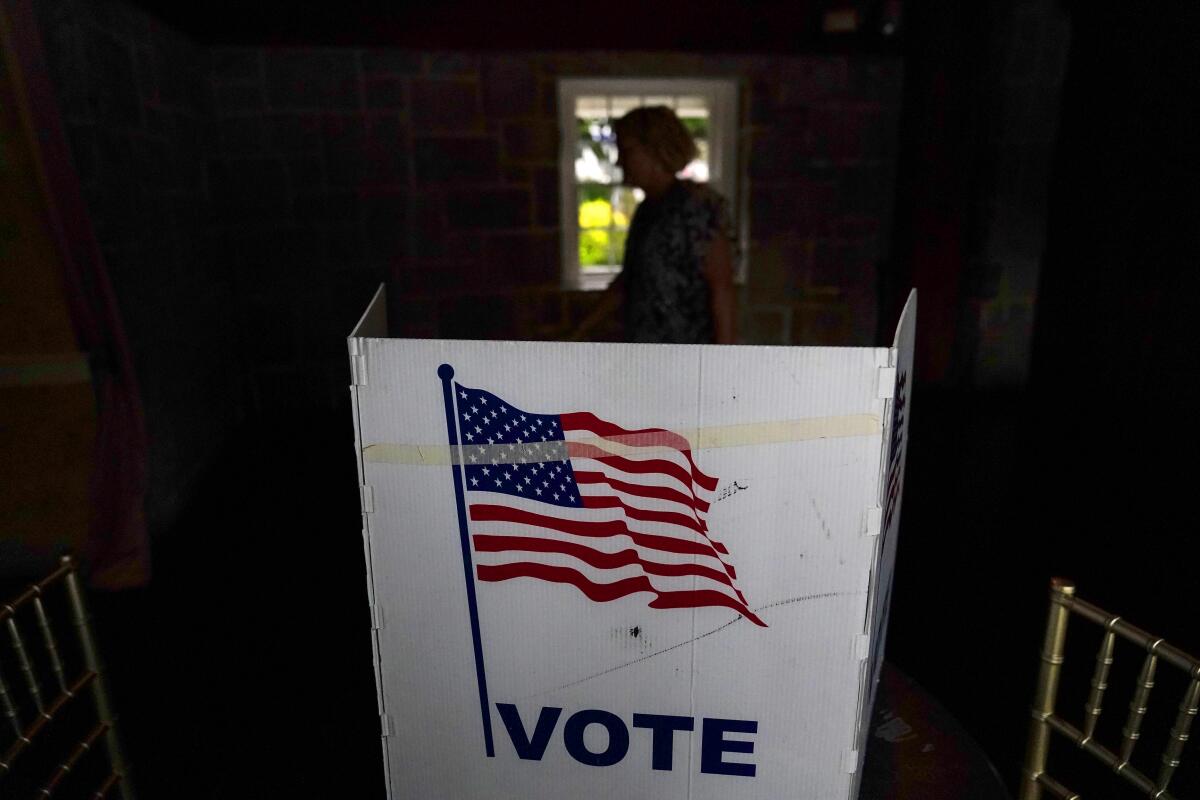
[62,556,136,800]
[1019,578,1075,800]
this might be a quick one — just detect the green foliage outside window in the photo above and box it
[578,197,629,268]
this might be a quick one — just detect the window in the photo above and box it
[557,79,739,291]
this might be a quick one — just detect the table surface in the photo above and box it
[860,664,1012,799]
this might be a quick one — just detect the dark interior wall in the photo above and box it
[205,46,905,411]
[31,1,905,539]
[1029,2,1200,629]
[963,0,1068,386]
[33,0,242,534]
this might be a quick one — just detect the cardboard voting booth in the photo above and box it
[348,287,915,800]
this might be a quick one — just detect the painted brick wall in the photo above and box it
[205,48,903,402]
[35,1,904,531]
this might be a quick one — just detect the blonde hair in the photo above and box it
[614,106,699,174]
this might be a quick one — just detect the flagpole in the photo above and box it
[438,363,495,758]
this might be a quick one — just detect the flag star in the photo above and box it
[474,426,482,434]
[503,472,511,480]
[558,484,565,492]
[535,488,542,496]
[542,480,549,488]
[500,406,508,414]
[470,477,478,486]
[540,435,546,441]
[555,466,562,474]
[536,419,543,426]
[504,424,511,432]
[524,477,531,485]
[550,421,557,428]
[462,412,470,421]
[569,495,575,502]
[470,406,478,414]
[518,457,526,464]
[479,396,487,405]
[515,437,523,444]
[515,484,524,492]
[482,467,490,476]
[495,479,502,487]
[477,446,485,455]
[491,411,498,420]
[469,454,477,463]
[487,437,494,445]
[491,459,498,466]
[459,390,467,399]
[465,433,474,441]
[553,492,560,500]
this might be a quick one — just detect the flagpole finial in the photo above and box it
[438,363,454,380]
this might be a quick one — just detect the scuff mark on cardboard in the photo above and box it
[522,591,852,699]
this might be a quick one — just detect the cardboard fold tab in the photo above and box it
[348,287,916,800]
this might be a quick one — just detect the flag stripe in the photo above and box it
[470,503,720,559]
[471,520,732,574]
[469,495,723,558]
[475,562,765,626]
[574,470,710,514]
[472,534,739,590]
[581,493,710,535]
[560,412,719,491]
[567,442,700,498]
[579,492,736,586]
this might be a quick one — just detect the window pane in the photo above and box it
[579,229,610,267]
[577,187,636,269]
[679,139,709,182]
[578,183,611,204]
[576,140,617,183]
[609,95,641,119]
[680,115,710,141]
[575,95,608,117]
[675,95,708,116]
[610,228,628,266]
[576,117,617,183]
[613,187,639,227]
[578,195,615,229]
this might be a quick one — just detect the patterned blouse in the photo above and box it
[621,180,735,344]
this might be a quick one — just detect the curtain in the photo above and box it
[1,0,150,588]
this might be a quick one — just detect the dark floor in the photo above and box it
[52,383,1200,797]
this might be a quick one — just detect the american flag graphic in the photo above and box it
[453,381,765,627]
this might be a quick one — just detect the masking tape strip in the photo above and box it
[362,413,880,466]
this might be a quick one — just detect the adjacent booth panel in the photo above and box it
[348,287,915,800]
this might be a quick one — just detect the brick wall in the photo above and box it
[35,1,904,531]
[206,48,904,398]
[35,0,240,533]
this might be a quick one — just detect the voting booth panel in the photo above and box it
[348,287,916,800]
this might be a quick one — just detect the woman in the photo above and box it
[576,106,737,344]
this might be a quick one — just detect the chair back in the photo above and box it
[1020,577,1200,799]
[0,555,134,799]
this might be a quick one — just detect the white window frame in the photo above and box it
[557,78,740,291]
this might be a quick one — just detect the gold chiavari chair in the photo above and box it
[0,555,134,799]
[1020,577,1200,800]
